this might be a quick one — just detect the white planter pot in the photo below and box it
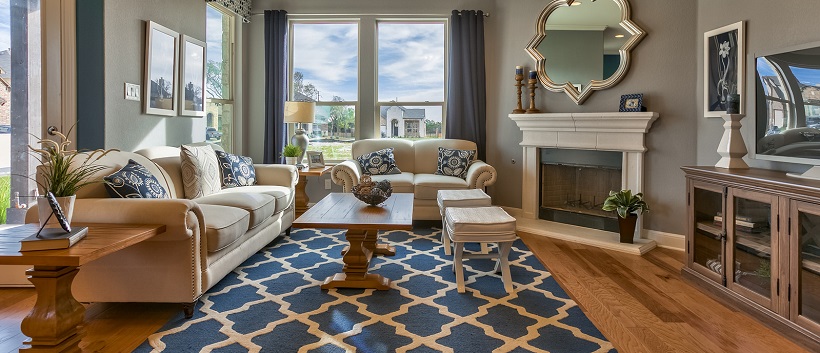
[285,157,298,165]
[37,195,76,228]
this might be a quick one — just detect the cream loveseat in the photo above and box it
[331,139,497,220]
[26,145,297,316]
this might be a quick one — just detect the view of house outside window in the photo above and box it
[377,21,446,140]
[206,4,234,152]
[290,19,446,162]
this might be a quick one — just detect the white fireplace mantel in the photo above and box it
[509,112,660,255]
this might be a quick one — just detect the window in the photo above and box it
[289,17,446,161]
[377,21,446,140]
[206,4,235,152]
[290,21,358,161]
[790,66,820,129]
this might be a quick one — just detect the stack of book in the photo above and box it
[19,227,88,251]
[714,213,769,233]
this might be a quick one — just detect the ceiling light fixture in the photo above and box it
[571,1,581,6]
[615,34,625,38]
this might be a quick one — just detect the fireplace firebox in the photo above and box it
[539,148,622,232]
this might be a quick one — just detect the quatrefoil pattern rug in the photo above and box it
[135,228,615,353]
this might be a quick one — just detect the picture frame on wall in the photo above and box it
[307,151,325,168]
[704,21,745,117]
[144,21,179,116]
[179,35,206,117]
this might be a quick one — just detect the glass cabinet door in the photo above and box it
[726,189,779,311]
[791,201,820,335]
[689,181,725,283]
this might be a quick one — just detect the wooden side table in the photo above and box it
[295,166,332,217]
[0,223,165,352]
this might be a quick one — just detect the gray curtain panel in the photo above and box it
[446,10,487,161]
[263,10,288,164]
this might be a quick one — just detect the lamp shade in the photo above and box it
[284,101,316,124]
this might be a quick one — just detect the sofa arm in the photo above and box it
[25,198,204,242]
[254,164,298,188]
[466,161,497,189]
[331,160,362,192]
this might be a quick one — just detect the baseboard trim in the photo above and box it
[645,229,685,251]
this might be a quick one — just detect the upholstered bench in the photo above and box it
[444,206,517,293]
[437,189,492,255]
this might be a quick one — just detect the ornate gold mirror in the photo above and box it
[525,0,645,104]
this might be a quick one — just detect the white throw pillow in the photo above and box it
[180,144,222,199]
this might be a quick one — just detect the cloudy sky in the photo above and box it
[292,22,445,122]
[0,0,10,51]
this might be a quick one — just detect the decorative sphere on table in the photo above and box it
[352,175,393,206]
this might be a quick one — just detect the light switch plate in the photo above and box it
[124,83,140,101]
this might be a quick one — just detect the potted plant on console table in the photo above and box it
[602,189,650,244]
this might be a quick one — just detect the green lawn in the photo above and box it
[0,176,9,224]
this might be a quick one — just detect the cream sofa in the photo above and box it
[331,139,497,220]
[26,145,297,316]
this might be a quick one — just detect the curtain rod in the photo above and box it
[250,11,489,17]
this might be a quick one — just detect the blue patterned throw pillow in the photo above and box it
[436,147,476,179]
[357,148,401,175]
[104,159,170,198]
[215,151,257,188]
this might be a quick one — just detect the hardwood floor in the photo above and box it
[0,231,815,352]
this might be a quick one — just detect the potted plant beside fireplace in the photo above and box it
[602,189,649,244]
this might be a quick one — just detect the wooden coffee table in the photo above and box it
[293,193,413,290]
[0,223,165,352]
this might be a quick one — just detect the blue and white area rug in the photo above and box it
[136,228,615,353]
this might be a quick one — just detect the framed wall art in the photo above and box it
[704,21,745,117]
[144,21,179,116]
[179,35,206,117]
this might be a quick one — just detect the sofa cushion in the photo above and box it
[103,159,170,199]
[414,173,469,200]
[352,139,415,173]
[219,185,293,215]
[356,147,401,175]
[369,172,414,193]
[195,192,276,228]
[436,147,476,179]
[198,204,251,252]
[414,139,477,174]
[215,150,257,187]
[180,145,222,199]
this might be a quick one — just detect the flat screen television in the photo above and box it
[754,41,820,179]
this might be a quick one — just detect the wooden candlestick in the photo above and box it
[526,78,541,113]
[512,74,526,114]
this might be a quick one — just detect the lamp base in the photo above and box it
[291,126,310,168]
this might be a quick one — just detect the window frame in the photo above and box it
[375,19,448,140]
[205,3,237,151]
[287,15,448,162]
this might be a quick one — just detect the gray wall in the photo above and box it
[490,0,698,236]
[247,0,698,235]
[696,0,820,175]
[539,30,604,86]
[101,0,207,151]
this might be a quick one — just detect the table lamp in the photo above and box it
[284,101,316,167]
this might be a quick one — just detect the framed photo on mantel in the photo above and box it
[704,21,745,118]
[144,21,179,116]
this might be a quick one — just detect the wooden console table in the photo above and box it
[295,166,332,217]
[294,193,413,290]
[0,223,165,352]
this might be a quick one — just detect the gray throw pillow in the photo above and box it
[435,147,476,179]
[180,144,222,199]
[357,147,402,175]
